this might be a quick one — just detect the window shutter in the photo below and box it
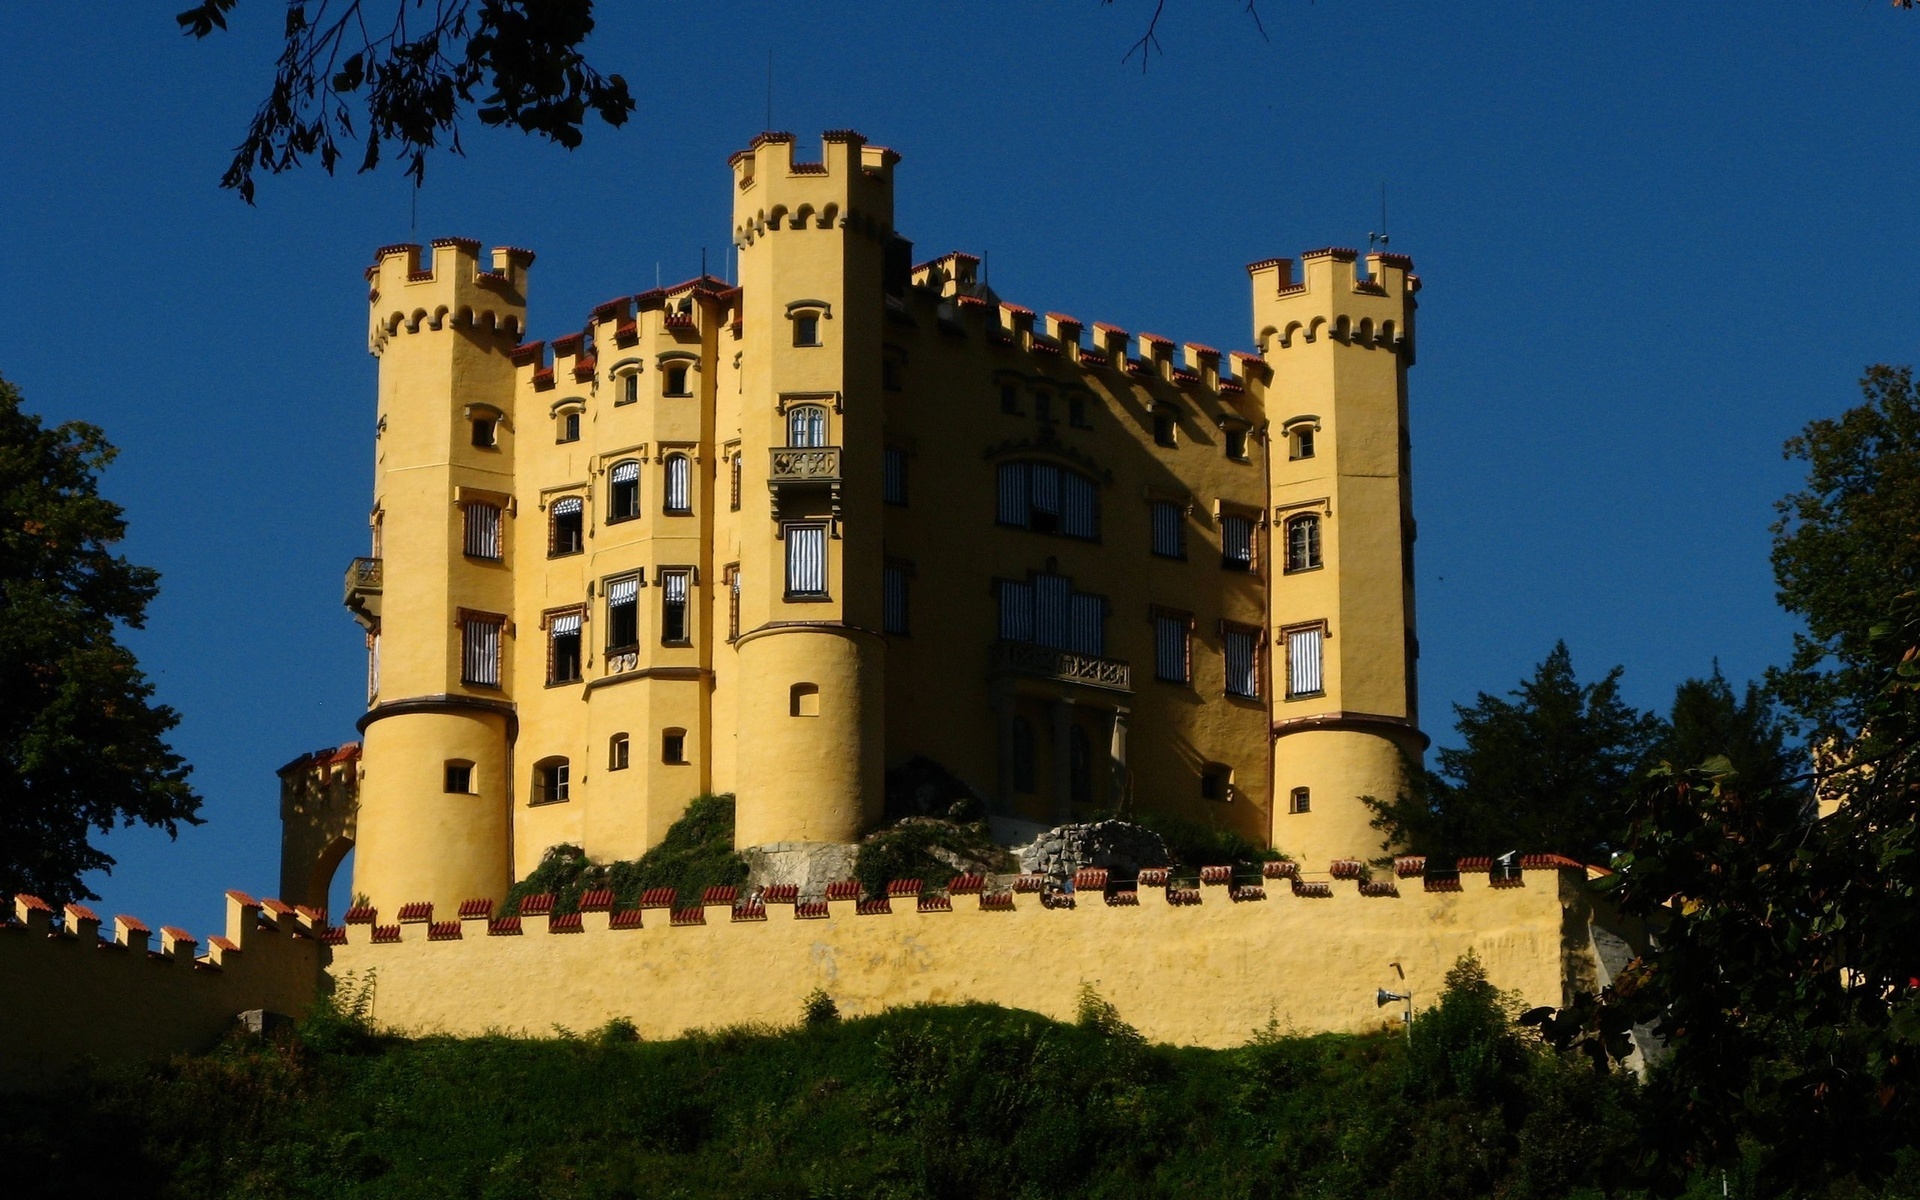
[549,612,582,636]
[1033,573,1071,649]
[1225,629,1258,698]
[1152,501,1184,557]
[665,455,691,512]
[1031,463,1062,515]
[1062,472,1098,539]
[786,525,826,595]
[1069,593,1105,656]
[884,447,908,505]
[997,463,1030,527]
[883,565,909,634]
[463,620,500,687]
[464,503,501,560]
[1223,515,1253,567]
[551,496,583,517]
[1287,627,1324,697]
[663,572,688,603]
[610,460,639,484]
[1154,616,1189,684]
[998,579,1034,643]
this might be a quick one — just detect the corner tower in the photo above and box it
[727,132,896,847]
[351,240,531,912]
[1254,249,1425,865]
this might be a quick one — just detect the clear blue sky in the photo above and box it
[3,2,1915,936]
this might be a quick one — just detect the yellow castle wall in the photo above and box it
[328,870,1594,1050]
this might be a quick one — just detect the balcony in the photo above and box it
[344,557,382,630]
[767,445,842,519]
[989,640,1132,694]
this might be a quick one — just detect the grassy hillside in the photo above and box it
[0,959,1900,1199]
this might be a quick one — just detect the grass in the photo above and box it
[12,955,1883,1200]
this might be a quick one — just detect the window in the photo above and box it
[549,496,584,556]
[1150,501,1185,559]
[785,524,827,598]
[1291,425,1316,460]
[605,574,640,651]
[609,734,630,771]
[464,502,502,560]
[660,570,690,644]
[883,446,908,505]
[444,761,473,794]
[619,372,640,406]
[608,460,641,522]
[793,313,820,346]
[883,564,910,635]
[665,365,690,396]
[557,410,581,443]
[1222,514,1255,571]
[1285,514,1322,573]
[662,729,687,764]
[461,613,503,687]
[1153,409,1177,447]
[1201,765,1232,802]
[1000,385,1020,415]
[730,454,742,511]
[1068,395,1090,428]
[1224,626,1260,699]
[1154,612,1191,685]
[532,757,570,804]
[996,461,1099,540]
[1011,718,1036,793]
[471,416,498,448]
[663,453,691,514]
[791,683,820,717]
[997,575,1106,655]
[727,565,741,640]
[1290,787,1312,814]
[1033,393,1052,423]
[787,405,827,448]
[547,611,583,684]
[1286,625,1325,698]
[1226,427,1249,461]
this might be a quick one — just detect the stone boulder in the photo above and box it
[1018,820,1171,883]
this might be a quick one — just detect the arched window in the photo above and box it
[787,404,828,448]
[1285,514,1321,573]
[1011,717,1036,794]
[608,460,641,522]
[549,496,584,556]
[532,757,570,804]
[663,453,691,514]
[995,461,1099,540]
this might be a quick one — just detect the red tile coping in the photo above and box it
[1105,890,1139,907]
[550,913,584,933]
[1424,876,1462,893]
[343,905,376,925]
[855,898,892,916]
[917,895,952,913]
[1137,867,1170,888]
[371,925,401,944]
[884,879,922,898]
[396,901,432,922]
[1073,868,1109,891]
[701,886,739,906]
[733,900,767,922]
[320,927,347,946]
[824,880,860,902]
[1230,886,1267,903]
[980,892,1015,912]
[761,884,799,904]
[519,893,556,916]
[208,935,239,954]
[1359,881,1399,898]
[1490,875,1526,889]
[1521,853,1584,870]
[160,925,195,945]
[1455,856,1493,873]
[1262,861,1300,880]
[637,888,677,909]
[115,914,150,934]
[262,898,297,917]
[1013,874,1047,893]
[1199,866,1232,885]
[428,921,462,941]
[609,910,644,930]
[578,889,615,912]
[295,905,326,925]
[458,898,494,920]
[1301,246,1359,261]
[488,917,524,936]
[795,901,829,920]
[1328,860,1364,880]
[1166,888,1202,906]
[65,903,100,924]
[669,907,705,926]
[1394,856,1426,878]
[1291,881,1333,899]
[946,873,985,895]
[224,890,260,907]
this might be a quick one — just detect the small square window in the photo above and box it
[1201,766,1232,802]
[662,729,687,764]
[1291,427,1316,460]
[1153,411,1177,448]
[471,417,498,448]
[609,734,630,771]
[793,314,820,347]
[1226,428,1249,461]
[665,365,690,396]
[444,762,473,794]
[1290,787,1312,814]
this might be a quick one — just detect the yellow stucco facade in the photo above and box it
[334,130,1425,915]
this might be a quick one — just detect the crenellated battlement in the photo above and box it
[367,239,532,356]
[731,129,898,249]
[0,890,326,1090]
[1248,249,1418,359]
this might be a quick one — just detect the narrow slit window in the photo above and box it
[619,372,639,406]
[663,454,691,515]
[883,446,908,506]
[730,455,742,511]
[727,565,741,641]
[883,564,910,635]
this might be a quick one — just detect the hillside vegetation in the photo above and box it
[9,956,1905,1200]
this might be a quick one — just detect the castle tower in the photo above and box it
[726,132,895,847]
[1253,249,1425,865]
[350,240,531,912]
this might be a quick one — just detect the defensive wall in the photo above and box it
[326,856,1626,1049]
[0,891,325,1091]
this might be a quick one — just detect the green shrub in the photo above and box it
[802,989,840,1026]
[853,818,1013,898]
[504,793,748,914]
[1131,809,1284,877]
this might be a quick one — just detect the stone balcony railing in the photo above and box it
[769,445,841,483]
[989,640,1132,693]
[344,557,382,630]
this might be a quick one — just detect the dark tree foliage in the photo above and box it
[0,375,200,905]
[1647,664,1805,806]
[1526,595,1920,1195]
[177,0,635,200]
[1771,365,1920,737]
[1367,642,1662,864]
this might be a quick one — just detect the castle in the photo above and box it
[292,129,1424,915]
[12,134,1648,1086]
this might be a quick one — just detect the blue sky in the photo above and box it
[3,2,1916,936]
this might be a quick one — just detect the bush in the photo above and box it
[802,989,840,1026]
[1131,809,1283,876]
[504,793,748,914]
[853,818,1013,898]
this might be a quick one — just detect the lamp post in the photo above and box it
[1377,961,1413,1045]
